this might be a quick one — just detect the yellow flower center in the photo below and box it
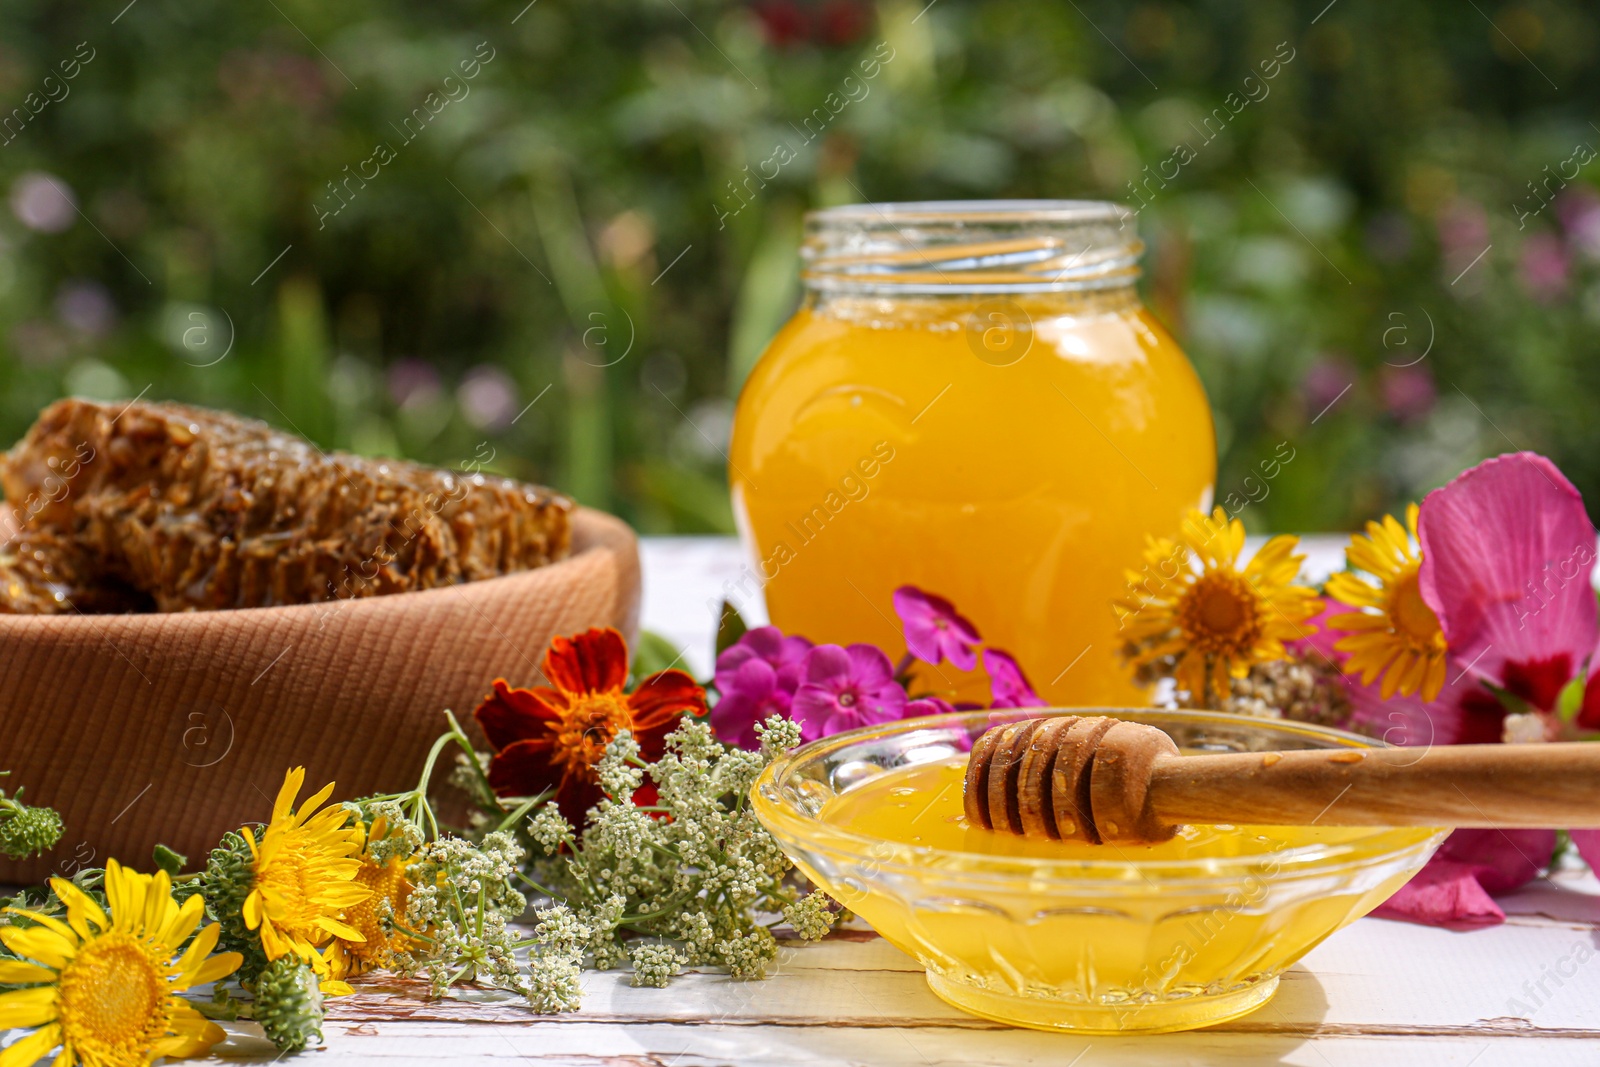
[257,844,325,932]
[1177,570,1263,656]
[555,691,634,778]
[1387,565,1444,650]
[57,933,168,1057]
[342,859,412,965]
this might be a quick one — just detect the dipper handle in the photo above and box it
[1149,742,1600,831]
[963,715,1600,846]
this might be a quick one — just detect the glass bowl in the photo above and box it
[751,708,1445,1034]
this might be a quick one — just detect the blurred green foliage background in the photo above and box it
[2,0,1598,532]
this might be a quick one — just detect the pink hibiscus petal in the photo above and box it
[1436,827,1555,893]
[1372,856,1506,926]
[1417,452,1599,699]
[1567,829,1600,874]
[1294,606,1492,744]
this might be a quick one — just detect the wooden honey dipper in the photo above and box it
[964,714,1600,846]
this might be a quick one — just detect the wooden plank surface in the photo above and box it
[201,837,1600,1066]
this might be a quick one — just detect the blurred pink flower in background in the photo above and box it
[457,365,519,431]
[1555,186,1600,259]
[1301,354,1358,419]
[10,172,75,233]
[1378,364,1435,424]
[1518,232,1569,303]
[1435,198,1488,261]
[55,280,116,338]
[388,358,442,409]
[904,696,957,717]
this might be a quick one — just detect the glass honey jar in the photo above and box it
[729,201,1215,705]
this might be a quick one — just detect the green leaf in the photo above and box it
[631,630,684,679]
[1482,680,1535,718]
[153,843,187,876]
[715,599,749,658]
[1558,675,1586,723]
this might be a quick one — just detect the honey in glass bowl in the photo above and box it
[729,201,1215,705]
[752,710,1446,1035]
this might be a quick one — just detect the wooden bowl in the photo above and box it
[0,506,640,882]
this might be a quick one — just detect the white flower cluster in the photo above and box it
[520,715,835,1008]
[349,799,426,865]
[526,806,574,856]
[525,904,591,1013]
[782,891,836,943]
[359,713,833,1015]
[391,829,530,997]
[628,941,685,988]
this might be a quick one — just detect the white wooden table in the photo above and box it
[206,538,1600,1063]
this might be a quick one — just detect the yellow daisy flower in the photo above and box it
[1118,507,1323,704]
[328,817,415,981]
[242,768,371,991]
[0,859,241,1067]
[1326,503,1448,701]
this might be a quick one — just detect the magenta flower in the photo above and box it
[903,696,957,719]
[1518,232,1570,304]
[711,658,792,750]
[1307,452,1600,926]
[712,626,814,750]
[1419,452,1597,741]
[715,625,814,693]
[791,644,907,740]
[1301,355,1358,418]
[1378,364,1435,424]
[983,648,1048,708]
[893,585,982,671]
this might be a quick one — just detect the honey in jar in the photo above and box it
[730,202,1215,705]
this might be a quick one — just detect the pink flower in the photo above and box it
[1378,364,1435,424]
[791,644,908,740]
[1317,452,1600,926]
[1418,452,1597,734]
[893,585,982,670]
[712,626,815,750]
[715,626,813,693]
[1518,232,1569,303]
[1436,198,1489,263]
[1301,355,1358,419]
[711,659,792,750]
[904,696,957,719]
[983,648,1048,709]
[1372,829,1557,926]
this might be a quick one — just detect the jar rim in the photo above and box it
[805,199,1133,226]
[801,199,1143,294]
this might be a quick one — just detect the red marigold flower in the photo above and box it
[473,627,707,827]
